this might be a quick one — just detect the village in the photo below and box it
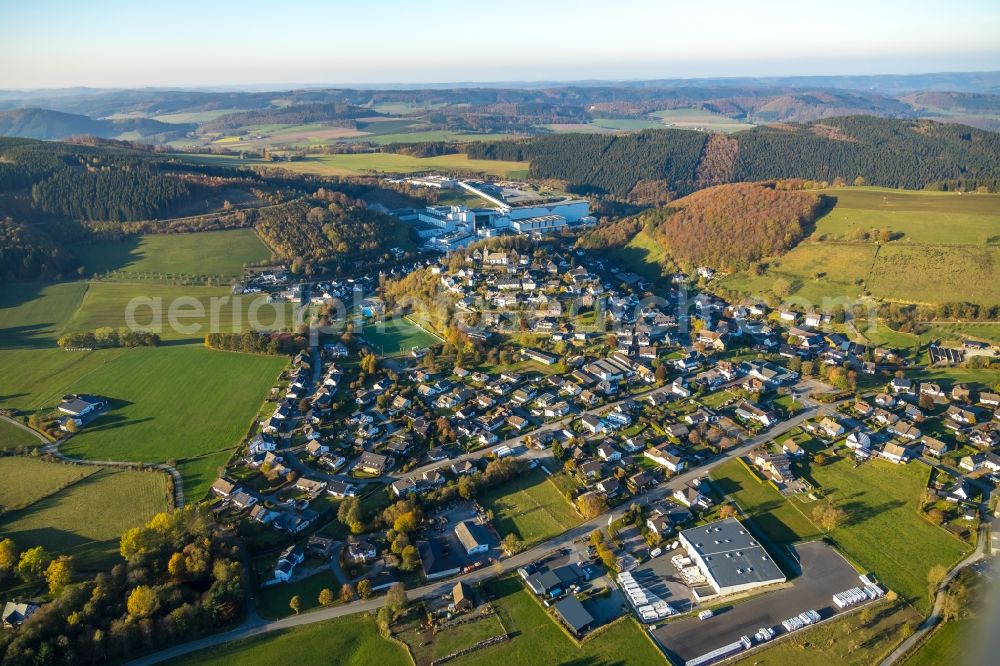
[186,226,1000,665]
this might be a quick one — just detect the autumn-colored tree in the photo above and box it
[127,585,160,618]
[385,583,408,620]
[17,546,51,580]
[502,533,525,555]
[718,504,737,519]
[812,502,847,532]
[289,595,302,614]
[357,578,372,599]
[0,538,18,578]
[318,588,334,606]
[45,556,73,596]
[340,583,355,603]
[576,493,608,519]
[167,552,186,579]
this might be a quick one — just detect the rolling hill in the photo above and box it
[0,107,193,142]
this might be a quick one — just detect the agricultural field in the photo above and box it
[73,229,272,278]
[807,457,970,613]
[815,188,1000,245]
[721,243,875,304]
[730,600,923,666]
[867,244,1000,305]
[152,109,249,124]
[0,418,46,450]
[602,228,674,282]
[720,187,1000,306]
[451,575,665,666]
[179,614,410,666]
[178,151,529,178]
[362,317,440,356]
[0,281,89,349]
[366,131,519,145]
[0,346,286,500]
[0,466,170,569]
[477,468,581,546]
[710,458,824,545]
[0,457,95,508]
[590,118,667,131]
[61,282,294,342]
[651,108,755,132]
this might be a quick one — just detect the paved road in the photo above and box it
[878,520,991,666]
[0,414,187,508]
[127,395,826,665]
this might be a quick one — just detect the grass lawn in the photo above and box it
[0,467,170,569]
[0,457,96,508]
[0,281,89,349]
[62,282,294,342]
[255,569,343,619]
[809,457,970,613]
[178,614,411,666]
[177,151,529,178]
[477,468,581,546]
[400,611,506,665]
[0,419,45,450]
[451,575,665,665]
[711,458,824,545]
[868,245,1000,306]
[730,600,923,666]
[55,346,286,499]
[900,616,972,666]
[721,242,875,304]
[362,317,440,356]
[73,229,272,278]
[816,188,1000,245]
[603,228,674,282]
[0,346,285,500]
[720,187,1000,307]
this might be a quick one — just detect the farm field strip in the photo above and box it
[0,466,170,569]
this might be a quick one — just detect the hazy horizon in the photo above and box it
[2,0,999,89]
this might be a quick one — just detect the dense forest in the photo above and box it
[0,217,78,281]
[468,129,708,198]
[32,167,190,221]
[469,117,1000,198]
[250,189,413,267]
[651,183,823,271]
[579,183,824,271]
[203,103,380,131]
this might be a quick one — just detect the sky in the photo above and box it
[1,0,999,89]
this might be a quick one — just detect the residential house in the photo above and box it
[273,544,305,583]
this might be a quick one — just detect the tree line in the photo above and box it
[465,116,1000,199]
[204,330,308,355]
[57,327,160,349]
[0,508,244,665]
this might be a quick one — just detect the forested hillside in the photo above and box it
[0,217,78,281]
[203,103,381,131]
[468,129,708,198]
[0,108,193,142]
[251,190,412,266]
[651,183,823,271]
[579,183,824,272]
[469,117,1000,198]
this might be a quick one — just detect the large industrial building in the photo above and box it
[678,518,786,599]
[388,177,595,252]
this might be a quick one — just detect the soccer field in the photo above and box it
[362,318,440,356]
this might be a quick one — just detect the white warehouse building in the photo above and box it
[678,517,786,599]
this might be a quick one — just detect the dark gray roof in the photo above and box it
[417,539,460,577]
[553,596,594,633]
[680,518,786,589]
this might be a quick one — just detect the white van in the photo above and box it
[698,610,714,621]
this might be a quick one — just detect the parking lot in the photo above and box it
[424,500,501,568]
[652,541,864,664]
